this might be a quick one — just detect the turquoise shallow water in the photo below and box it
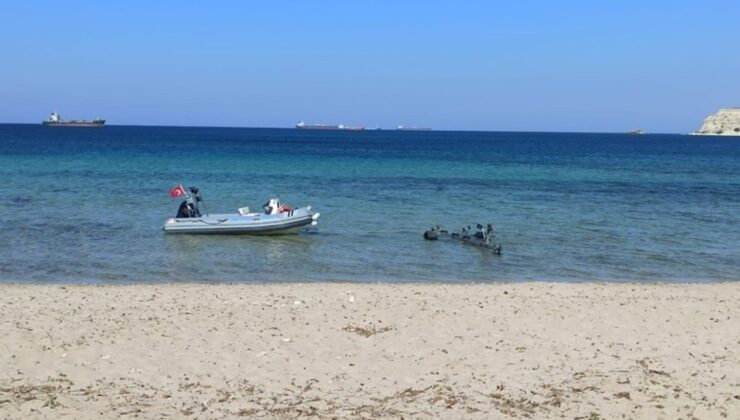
[1,124,739,283]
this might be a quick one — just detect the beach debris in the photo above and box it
[614,391,631,400]
[293,300,302,306]
[282,338,292,343]
[348,295,355,303]
[637,358,671,377]
[42,394,60,409]
[423,224,502,254]
[343,324,393,337]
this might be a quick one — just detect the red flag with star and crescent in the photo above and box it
[169,184,186,198]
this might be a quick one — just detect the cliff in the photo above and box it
[692,108,740,136]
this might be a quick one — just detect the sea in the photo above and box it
[1,124,739,283]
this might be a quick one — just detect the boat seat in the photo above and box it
[238,207,250,216]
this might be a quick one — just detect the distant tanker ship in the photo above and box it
[296,121,365,131]
[42,112,105,127]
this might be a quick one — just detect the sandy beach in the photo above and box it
[1,282,738,419]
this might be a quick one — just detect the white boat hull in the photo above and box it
[163,207,319,235]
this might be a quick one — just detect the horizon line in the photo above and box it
[0,122,684,135]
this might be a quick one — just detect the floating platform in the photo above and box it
[423,224,502,254]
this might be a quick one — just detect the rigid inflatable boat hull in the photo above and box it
[163,211,319,235]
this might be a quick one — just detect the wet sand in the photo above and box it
[1,283,739,418]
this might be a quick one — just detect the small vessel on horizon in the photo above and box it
[625,128,645,135]
[296,121,366,131]
[296,121,341,130]
[42,112,105,127]
[397,125,431,131]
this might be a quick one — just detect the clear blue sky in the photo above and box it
[1,1,738,132]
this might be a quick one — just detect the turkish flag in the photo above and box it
[169,184,187,197]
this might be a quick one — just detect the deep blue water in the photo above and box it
[1,124,739,283]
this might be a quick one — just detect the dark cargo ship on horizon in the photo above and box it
[42,112,105,127]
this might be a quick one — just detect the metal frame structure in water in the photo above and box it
[423,224,502,254]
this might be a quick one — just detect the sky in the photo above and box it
[1,0,739,132]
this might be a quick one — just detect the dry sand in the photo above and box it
[1,282,739,419]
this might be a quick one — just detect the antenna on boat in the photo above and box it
[197,189,209,216]
[188,186,209,216]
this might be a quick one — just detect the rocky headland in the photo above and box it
[692,108,740,136]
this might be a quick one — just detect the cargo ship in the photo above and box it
[296,121,365,131]
[42,112,105,127]
[342,125,366,131]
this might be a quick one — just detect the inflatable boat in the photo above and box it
[163,186,320,235]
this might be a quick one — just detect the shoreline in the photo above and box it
[3,277,738,285]
[2,282,738,418]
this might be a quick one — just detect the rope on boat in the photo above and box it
[196,218,229,225]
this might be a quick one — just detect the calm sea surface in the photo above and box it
[1,124,738,283]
